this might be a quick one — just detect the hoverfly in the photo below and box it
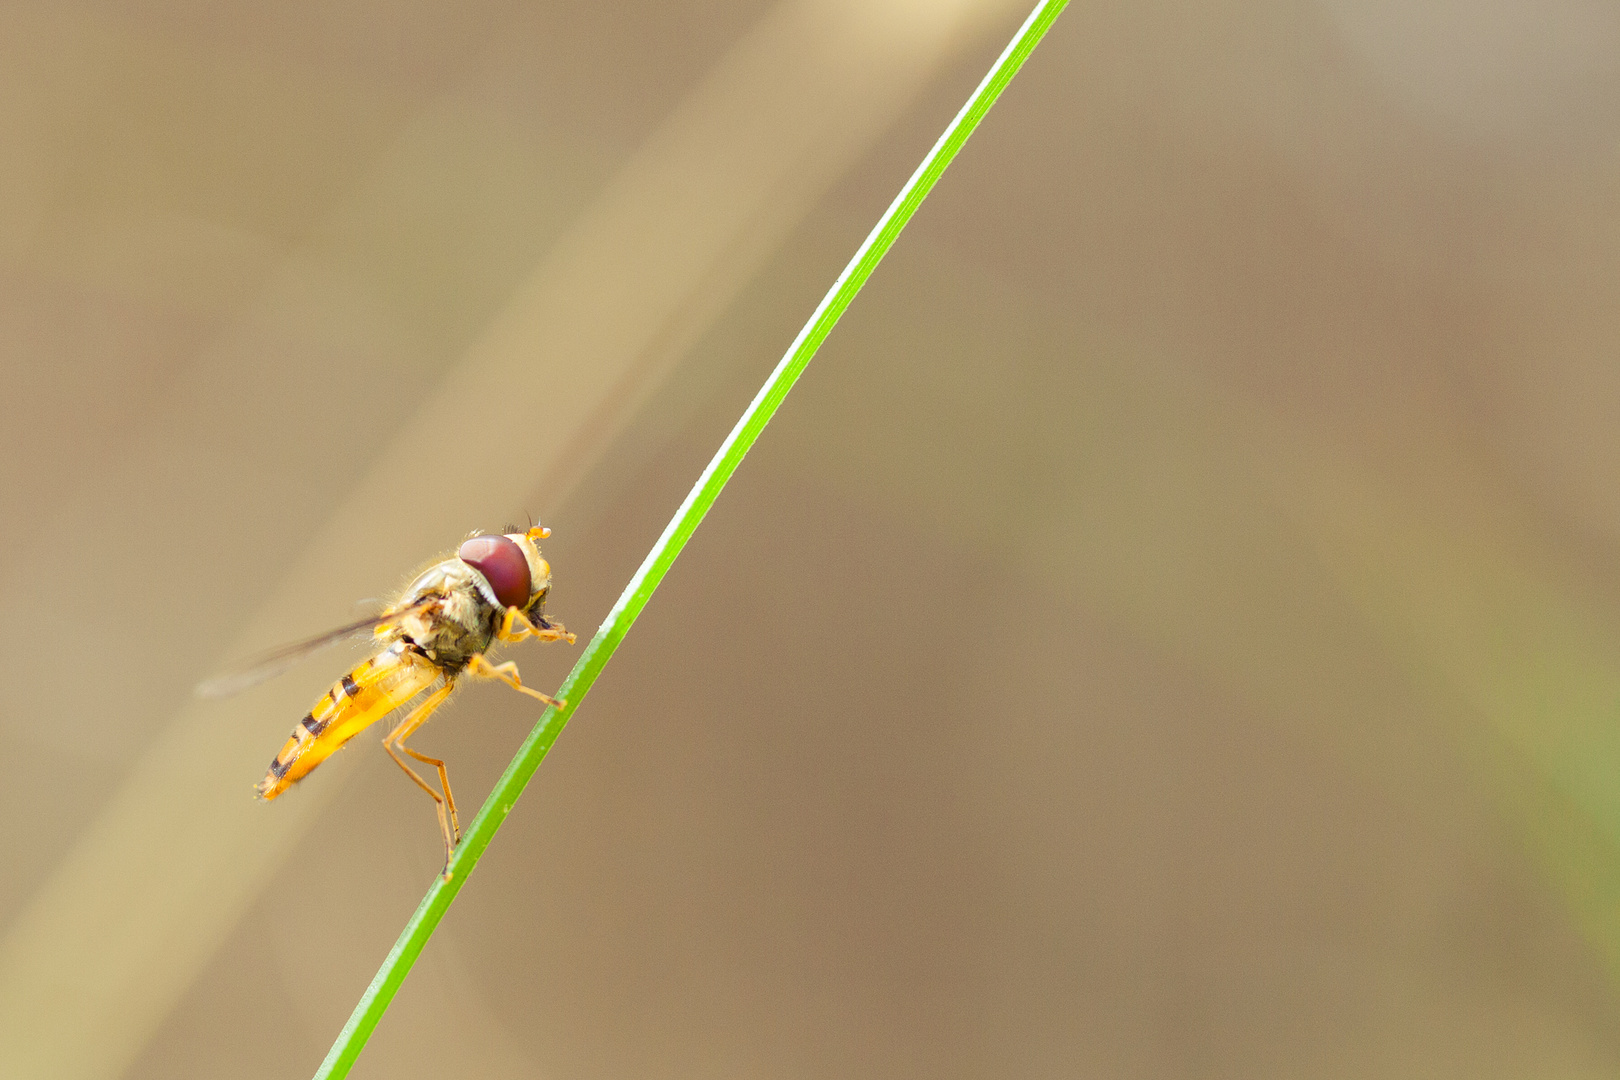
[200,525,576,879]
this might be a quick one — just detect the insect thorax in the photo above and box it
[394,559,501,670]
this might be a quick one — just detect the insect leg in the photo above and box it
[467,653,566,709]
[400,741,461,874]
[381,680,460,879]
[495,605,575,645]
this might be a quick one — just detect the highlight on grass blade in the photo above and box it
[314,2,1069,1076]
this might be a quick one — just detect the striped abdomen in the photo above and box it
[257,645,440,800]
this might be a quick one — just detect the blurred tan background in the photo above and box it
[5,0,1620,1076]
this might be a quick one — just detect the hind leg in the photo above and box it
[381,680,460,879]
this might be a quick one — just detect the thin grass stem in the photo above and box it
[313,2,1067,1074]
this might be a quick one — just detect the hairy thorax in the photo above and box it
[392,559,501,671]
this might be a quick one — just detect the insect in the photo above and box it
[200,525,576,879]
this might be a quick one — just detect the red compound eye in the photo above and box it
[458,534,531,609]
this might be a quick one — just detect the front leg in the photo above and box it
[496,605,576,645]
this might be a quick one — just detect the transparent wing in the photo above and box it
[195,600,435,699]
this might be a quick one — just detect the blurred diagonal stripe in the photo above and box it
[1277,434,1620,977]
[1031,355,1620,991]
[778,243,1620,1014]
[0,1,1011,1076]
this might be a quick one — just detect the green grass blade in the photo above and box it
[313,2,1067,1075]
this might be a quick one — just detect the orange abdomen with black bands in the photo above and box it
[256,647,440,800]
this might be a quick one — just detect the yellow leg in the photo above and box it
[467,652,566,709]
[495,605,576,645]
[381,680,460,880]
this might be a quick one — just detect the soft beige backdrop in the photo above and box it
[3,0,1620,1077]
